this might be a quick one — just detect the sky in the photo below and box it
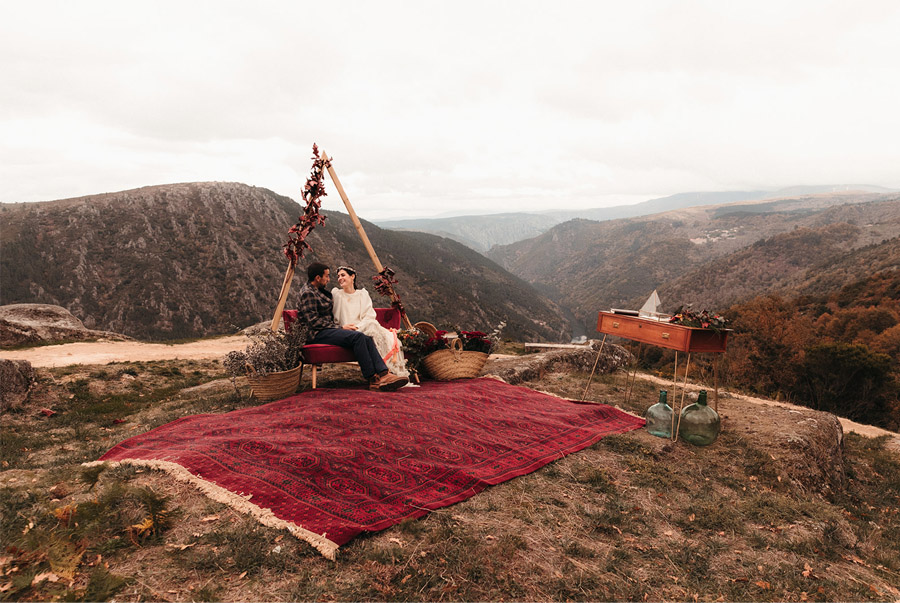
[2,1,899,221]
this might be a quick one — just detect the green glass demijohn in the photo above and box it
[678,390,720,446]
[644,390,673,438]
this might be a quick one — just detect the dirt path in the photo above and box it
[0,336,247,368]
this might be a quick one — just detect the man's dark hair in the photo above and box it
[307,262,329,282]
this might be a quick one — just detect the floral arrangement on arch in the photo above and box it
[668,307,728,331]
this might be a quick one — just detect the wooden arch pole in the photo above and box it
[321,151,383,273]
[321,151,414,330]
[270,262,295,331]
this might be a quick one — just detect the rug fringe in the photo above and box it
[83,459,339,560]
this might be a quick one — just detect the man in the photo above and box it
[298,262,409,391]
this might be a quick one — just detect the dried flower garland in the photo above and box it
[372,267,406,314]
[283,144,329,267]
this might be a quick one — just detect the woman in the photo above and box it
[332,266,410,378]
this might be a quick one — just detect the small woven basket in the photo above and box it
[422,339,489,381]
[245,364,302,401]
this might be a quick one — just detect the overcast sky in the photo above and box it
[2,1,899,220]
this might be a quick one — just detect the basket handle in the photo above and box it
[450,338,463,353]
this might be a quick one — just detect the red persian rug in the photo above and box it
[96,378,644,558]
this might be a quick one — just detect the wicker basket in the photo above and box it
[245,364,302,401]
[422,339,489,381]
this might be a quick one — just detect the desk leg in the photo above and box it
[672,351,679,397]
[580,335,608,402]
[672,353,692,441]
[623,342,641,407]
[670,351,678,439]
[714,356,719,413]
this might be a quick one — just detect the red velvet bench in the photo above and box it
[282,308,402,389]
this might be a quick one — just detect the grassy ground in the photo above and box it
[1,357,899,601]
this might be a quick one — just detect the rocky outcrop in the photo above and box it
[0,359,34,411]
[0,304,130,348]
[485,341,631,386]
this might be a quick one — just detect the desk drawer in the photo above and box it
[597,314,689,350]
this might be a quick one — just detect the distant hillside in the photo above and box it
[0,183,569,342]
[377,191,770,253]
[658,227,900,311]
[487,194,900,335]
[376,186,895,253]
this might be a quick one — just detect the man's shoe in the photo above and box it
[370,372,409,392]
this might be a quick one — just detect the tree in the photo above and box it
[800,342,895,427]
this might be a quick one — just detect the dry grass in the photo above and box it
[1,355,899,601]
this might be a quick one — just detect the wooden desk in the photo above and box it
[584,312,730,441]
[596,312,728,353]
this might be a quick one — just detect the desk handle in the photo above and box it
[661,332,670,339]
[612,321,620,328]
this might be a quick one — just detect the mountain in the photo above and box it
[373,213,554,254]
[376,191,770,253]
[659,227,900,311]
[487,193,900,335]
[376,186,895,253]
[0,183,569,342]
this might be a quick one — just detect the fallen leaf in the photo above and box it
[800,592,808,601]
[869,585,880,596]
[400,575,411,584]
[688,513,695,522]
[39,409,57,417]
[238,571,247,580]
[33,572,60,584]
[53,505,78,526]
[389,537,403,546]
[200,514,220,522]
[754,581,771,590]
[842,554,867,566]
[0,583,13,593]
[802,563,814,578]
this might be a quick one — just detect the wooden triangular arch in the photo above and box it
[270,149,414,332]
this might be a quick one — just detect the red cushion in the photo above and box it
[284,307,400,366]
[375,307,401,329]
[301,344,356,364]
[283,310,299,333]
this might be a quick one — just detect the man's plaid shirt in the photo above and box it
[297,282,340,339]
